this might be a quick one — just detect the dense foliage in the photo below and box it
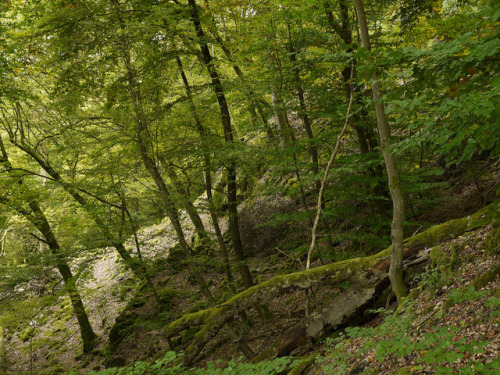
[0,0,498,374]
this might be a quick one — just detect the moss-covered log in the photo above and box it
[164,200,499,365]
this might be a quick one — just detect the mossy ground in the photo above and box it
[0,180,497,374]
[313,224,499,375]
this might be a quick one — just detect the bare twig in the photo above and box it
[306,63,355,270]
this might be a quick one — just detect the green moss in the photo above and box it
[105,308,138,360]
[104,356,125,368]
[191,233,214,256]
[482,220,500,255]
[408,218,469,249]
[46,364,65,374]
[430,244,460,269]
[44,352,54,361]
[158,288,178,308]
[167,243,187,272]
[19,326,36,342]
[251,339,280,362]
[407,288,420,300]
[288,354,317,375]
[473,264,500,290]
[181,327,201,345]
[406,200,499,249]
[389,368,413,375]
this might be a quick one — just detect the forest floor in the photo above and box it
[311,224,499,374]
[1,164,499,374]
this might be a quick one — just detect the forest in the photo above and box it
[0,0,499,374]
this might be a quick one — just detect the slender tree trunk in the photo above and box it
[353,0,407,301]
[0,325,6,374]
[327,0,388,214]
[175,55,236,290]
[202,0,276,145]
[287,24,338,250]
[286,24,320,191]
[0,136,97,354]
[110,0,218,304]
[188,0,254,290]
[26,202,98,353]
[271,89,295,148]
[165,162,208,243]
[8,141,150,281]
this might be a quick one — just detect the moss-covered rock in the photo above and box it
[19,326,36,342]
[389,368,413,375]
[473,264,500,290]
[166,243,187,273]
[482,220,500,255]
[288,354,317,375]
[105,308,138,362]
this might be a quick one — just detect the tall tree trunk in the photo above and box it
[286,24,320,191]
[121,47,255,358]
[164,162,208,243]
[0,136,97,354]
[326,0,376,154]
[188,0,255,290]
[7,140,149,281]
[326,0,387,214]
[353,0,407,301]
[271,89,295,149]
[202,0,276,145]
[287,24,337,251]
[110,0,215,303]
[25,201,98,354]
[175,55,236,290]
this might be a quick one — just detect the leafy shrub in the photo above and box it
[73,352,294,375]
[320,296,500,374]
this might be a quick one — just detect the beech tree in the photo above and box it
[1,0,498,369]
[0,135,97,354]
[353,0,407,300]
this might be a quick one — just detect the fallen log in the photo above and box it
[163,201,498,366]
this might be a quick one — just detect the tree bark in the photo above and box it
[25,201,98,354]
[175,55,235,290]
[8,140,149,281]
[110,0,216,303]
[188,0,255,290]
[286,24,320,191]
[164,162,208,243]
[0,136,97,354]
[353,0,407,301]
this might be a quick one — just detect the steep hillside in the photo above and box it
[2,198,494,375]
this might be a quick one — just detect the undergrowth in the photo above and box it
[318,264,500,375]
[72,352,295,375]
